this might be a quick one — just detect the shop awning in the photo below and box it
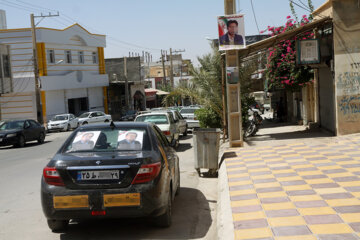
[238,17,332,58]
[144,88,170,96]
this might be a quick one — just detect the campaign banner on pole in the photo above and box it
[218,14,245,51]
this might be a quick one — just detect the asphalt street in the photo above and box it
[0,130,217,240]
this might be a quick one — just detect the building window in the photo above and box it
[65,50,72,63]
[92,52,97,64]
[78,51,84,64]
[47,49,55,63]
[2,54,10,78]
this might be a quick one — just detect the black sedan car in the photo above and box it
[120,110,137,121]
[0,119,46,147]
[41,122,180,231]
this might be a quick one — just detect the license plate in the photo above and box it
[53,195,89,209]
[103,193,140,207]
[77,170,120,180]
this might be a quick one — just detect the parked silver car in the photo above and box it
[135,112,179,147]
[180,107,200,129]
[47,114,78,132]
[77,111,112,125]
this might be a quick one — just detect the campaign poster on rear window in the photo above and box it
[117,131,144,150]
[71,131,101,151]
[218,14,245,51]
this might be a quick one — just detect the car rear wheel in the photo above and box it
[82,121,88,125]
[16,135,25,148]
[38,132,45,144]
[104,119,109,123]
[153,189,172,228]
[47,219,68,232]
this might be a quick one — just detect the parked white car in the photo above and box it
[77,111,112,125]
[180,107,200,129]
[169,109,188,136]
[47,114,78,132]
[135,112,179,147]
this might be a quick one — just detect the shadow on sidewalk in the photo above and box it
[245,121,334,147]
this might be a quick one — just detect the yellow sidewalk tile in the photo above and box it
[340,213,360,222]
[268,216,306,227]
[350,192,360,198]
[347,167,360,172]
[275,236,317,240]
[228,167,247,172]
[305,179,335,184]
[298,207,336,215]
[289,195,322,202]
[326,198,360,206]
[257,191,288,199]
[262,202,295,211]
[292,164,315,169]
[337,182,360,187]
[318,165,341,170]
[327,172,353,178]
[336,161,360,165]
[314,187,347,194]
[227,173,249,178]
[230,189,256,196]
[309,224,352,234]
[235,228,273,240]
[254,182,281,189]
[233,211,266,221]
[282,185,312,191]
[231,199,260,207]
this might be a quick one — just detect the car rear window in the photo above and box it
[63,127,151,153]
[180,108,197,114]
[135,115,169,124]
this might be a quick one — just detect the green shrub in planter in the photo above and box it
[195,108,222,129]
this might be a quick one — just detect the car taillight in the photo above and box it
[194,117,197,120]
[92,210,106,216]
[43,167,64,186]
[132,162,161,184]
[163,131,171,136]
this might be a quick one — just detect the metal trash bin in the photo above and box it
[193,128,220,176]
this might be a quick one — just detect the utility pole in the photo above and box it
[224,0,243,147]
[161,50,167,86]
[169,48,185,88]
[31,12,59,123]
[124,57,129,111]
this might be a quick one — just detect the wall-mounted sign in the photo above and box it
[218,14,245,51]
[226,67,239,84]
[297,39,320,64]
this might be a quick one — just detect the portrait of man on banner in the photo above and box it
[218,14,245,50]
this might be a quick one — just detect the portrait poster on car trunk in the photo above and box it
[71,131,101,151]
[117,130,144,150]
[218,14,245,51]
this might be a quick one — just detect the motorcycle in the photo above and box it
[244,108,263,138]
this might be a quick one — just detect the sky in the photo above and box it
[0,0,326,65]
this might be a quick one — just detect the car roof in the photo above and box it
[2,119,30,122]
[137,112,170,116]
[78,121,153,130]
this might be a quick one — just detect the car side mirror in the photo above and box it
[24,125,30,129]
[89,116,93,118]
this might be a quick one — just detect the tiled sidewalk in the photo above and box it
[225,135,360,240]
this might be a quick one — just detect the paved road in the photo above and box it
[0,131,217,240]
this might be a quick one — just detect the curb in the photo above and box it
[217,139,234,240]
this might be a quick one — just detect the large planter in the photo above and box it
[193,128,220,176]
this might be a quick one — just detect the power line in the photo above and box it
[250,0,260,34]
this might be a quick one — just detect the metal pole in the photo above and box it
[124,57,129,111]
[170,48,174,88]
[221,55,227,142]
[31,13,42,123]
[161,50,167,86]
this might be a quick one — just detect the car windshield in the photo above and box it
[135,115,169,124]
[78,112,90,118]
[180,108,197,114]
[51,115,68,121]
[125,110,137,115]
[64,127,151,153]
[0,121,24,130]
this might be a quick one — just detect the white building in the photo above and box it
[0,23,109,122]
